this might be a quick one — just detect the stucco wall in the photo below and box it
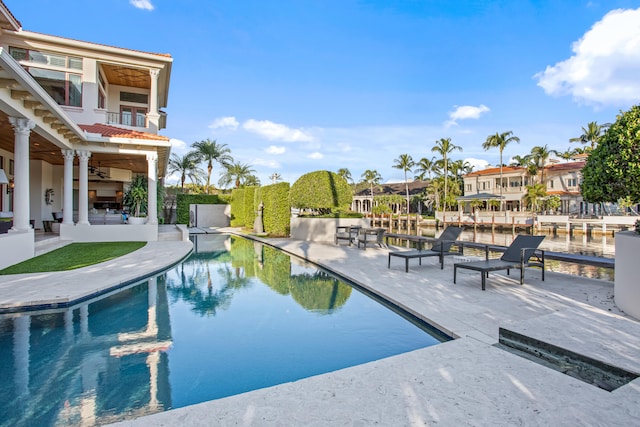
[0,230,35,270]
[290,217,370,242]
[61,223,158,242]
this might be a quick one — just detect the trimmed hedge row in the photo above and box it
[289,170,352,213]
[176,193,230,224]
[254,182,291,236]
[230,183,291,236]
[230,187,257,227]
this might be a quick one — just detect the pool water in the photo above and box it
[0,235,447,426]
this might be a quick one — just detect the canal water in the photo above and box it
[414,227,615,281]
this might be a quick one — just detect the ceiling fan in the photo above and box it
[88,161,111,179]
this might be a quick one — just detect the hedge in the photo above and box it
[230,187,257,227]
[254,182,290,236]
[176,193,230,224]
[289,170,352,213]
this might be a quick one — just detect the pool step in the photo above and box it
[496,308,640,392]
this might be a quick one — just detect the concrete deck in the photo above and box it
[2,229,639,425]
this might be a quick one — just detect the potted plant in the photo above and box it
[123,175,148,225]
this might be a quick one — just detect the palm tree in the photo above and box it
[244,175,261,187]
[167,152,203,191]
[269,172,282,184]
[361,169,382,212]
[392,154,415,214]
[523,183,547,213]
[509,154,530,167]
[569,121,608,151]
[218,161,257,189]
[530,145,553,185]
[482,131,520,211]
[414,156,436,181]
[431,137,462,212]
[191,138,233,194]
[336,168,353,184]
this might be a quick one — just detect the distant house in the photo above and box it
[461,161,587,214]
[0,1,174,268]
[352,180,430,214]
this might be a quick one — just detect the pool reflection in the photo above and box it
[0,234,444,426]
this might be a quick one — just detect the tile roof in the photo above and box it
[546,161,585,172]
[465,166,525,176]
[79,124,169,141]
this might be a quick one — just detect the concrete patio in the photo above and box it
[1,229,638,425]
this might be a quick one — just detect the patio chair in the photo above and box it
[357,227,387,250]
[335,225,361,246]
[388,226,464,272]
[453,235,545,291]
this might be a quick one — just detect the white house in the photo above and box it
[0,2,174,268]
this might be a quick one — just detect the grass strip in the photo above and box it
[0,242,146,275]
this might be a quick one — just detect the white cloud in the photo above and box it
[307,152,323,160]
[463,157,489,172]
[170,138,186,150]
[243,119,314,142]
[535,8,640,107]
[130,0,154,11]
[265,145,286,155]
[252,158,281,169]
[445,104,490,127]
[209,116,239,131]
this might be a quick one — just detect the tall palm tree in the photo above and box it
[218,161,256,189]
[361,169,382,212]
[569,121,607,151]
[431,137,462,212]
[482,131,520,211]
[392,154,415,214]
[167,152,203,191]
[509,154,530,167]
[414,156,436,181]
[336,168,353,184]
[530,145,552,185]
[191,138,233,194]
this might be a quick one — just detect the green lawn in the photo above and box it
[0,242,146,275]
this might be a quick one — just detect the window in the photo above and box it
[548,180,554,189]
[9,46,83,107]
[97,71,106,109]
[9,46,82,70]
[566,178,578,187]
[120,92,148,104]
[466,184,472,191]
[481,181,490,190]
[28,68,82,107]
[121,106,147,127]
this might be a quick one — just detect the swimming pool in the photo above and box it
[0,234,448,426]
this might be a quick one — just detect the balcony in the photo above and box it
[106,111,147,128]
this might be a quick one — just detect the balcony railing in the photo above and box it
[106,112,147,128]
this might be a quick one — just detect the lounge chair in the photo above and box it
[357,227,387,250]
[335,225,361,246]
[388,226,464,272]
[453,235,545,290]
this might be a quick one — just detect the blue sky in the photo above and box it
[9,0,640,186]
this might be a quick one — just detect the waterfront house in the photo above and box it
[0,1,173,268]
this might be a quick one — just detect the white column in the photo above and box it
[62,150,75,224]
[8,117,36,232]
[76,150,91,225]
[147,153,158,225]
[147,69,160,132]
[13,315,30,396]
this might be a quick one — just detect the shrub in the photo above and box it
[230,187,257,227]
[289,170,352,214]
[581,104,640,204]
[255,182,290,236]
